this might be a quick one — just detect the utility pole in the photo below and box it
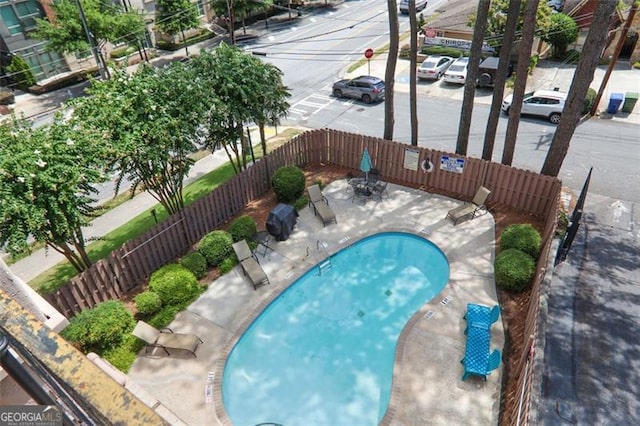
[591,3,638,116]
[73,0,107,79]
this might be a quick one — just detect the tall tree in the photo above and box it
[72,64,205,215]
[155,0,200,55]
[408,0,418,146]
[0,116,104,272]
[384,0,400,141]
[251,65,291,157]
[477,0,553,49]
[542,13,579,58]
[189,45,290,173]
[455,0,490,156]
[502,0,539,165]
[541,1,618,176]
[482,0,521,161]
[33,0,145,62]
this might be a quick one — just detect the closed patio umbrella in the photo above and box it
[360,148,373,181]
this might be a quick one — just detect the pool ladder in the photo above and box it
[306,240,332,275]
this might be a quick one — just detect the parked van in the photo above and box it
[399,0,428,14]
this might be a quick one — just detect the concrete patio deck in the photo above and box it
[127,178,504,426]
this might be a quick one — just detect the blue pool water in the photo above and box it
[222,232,450,426]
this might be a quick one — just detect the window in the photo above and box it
[1,6,21,35]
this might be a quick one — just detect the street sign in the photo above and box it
[364,48,374,59]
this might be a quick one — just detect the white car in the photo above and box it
[417,56,454,81]
[442,57,469,85]
[501,89,567,124]
[399,0,428,14]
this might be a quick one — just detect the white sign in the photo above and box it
[404,148,420,171]
[424,36,495,53]
[440,155,465,174]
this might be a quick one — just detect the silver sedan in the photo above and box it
[417,56,454,81]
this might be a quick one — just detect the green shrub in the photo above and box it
[61,301,134,352]
[134,291,162,315]
[103,334,142,372]
[293,195,309,211]
[500,223,542,258]
[180,251,208,279]
[420,46,465,58]
[219,257,238,275]
[495,249,536,292]
[528,54,539,75]
[7,55,36,90]
[110,45,136,59]
[271,165,305,203]
[583,88,597,114]
[148,264,201,306]
[229,215,258,242]
[198,230,234,266]
[147,304,181,329]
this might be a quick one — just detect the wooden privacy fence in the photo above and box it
[46,128,561,321]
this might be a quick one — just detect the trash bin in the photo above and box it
[621,92,639,113]
[606,92,624,114]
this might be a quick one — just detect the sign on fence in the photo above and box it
[403,148,420,171]
[440,155,465,173]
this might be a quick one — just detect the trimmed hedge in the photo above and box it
[420,46,465,58]
[229,215,258,242]
[134,291,162,315]
[271,165,305,203]
[61,301,135,352]
[500,223,542,258]
[219,257,238,275]
[583,88,596,115]
[148,263,201,307]
[495,249,535,292]
[198,230,234,266]
[180,251,208,279]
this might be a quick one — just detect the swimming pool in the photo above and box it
[222,232,450,426]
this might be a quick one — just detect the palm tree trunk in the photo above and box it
[409,0,418,146]
[501,0,539,165]
[541,1,618,176]
[384,0,399,141]
[455,0,491,156]
[481,0,520,161]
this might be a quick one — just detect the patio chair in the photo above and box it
[351,184,371,204]
[232,240,270,289]
[132,320,203,357]
[371,181,388,201]
[307,184,337,226]
[446,186,491,226]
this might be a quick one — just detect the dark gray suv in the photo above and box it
[332,76,385,104]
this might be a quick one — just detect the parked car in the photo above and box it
[417,56,454,81]
[546,0,563,11]
[476,57,514,88]
[399,0,428,14]
[442,57,469,85]
[332,76,385,104]
[501,89,568,124]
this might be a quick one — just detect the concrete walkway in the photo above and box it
[128,179,503,426]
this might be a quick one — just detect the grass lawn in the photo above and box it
[30,128,305,294]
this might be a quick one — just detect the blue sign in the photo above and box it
[440,155,465,174]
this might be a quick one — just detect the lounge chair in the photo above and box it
[464,303,500,333]
[307,184,337,226]
[446,186,491,226]
[132,321,203,357]
[232,240,270,289]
